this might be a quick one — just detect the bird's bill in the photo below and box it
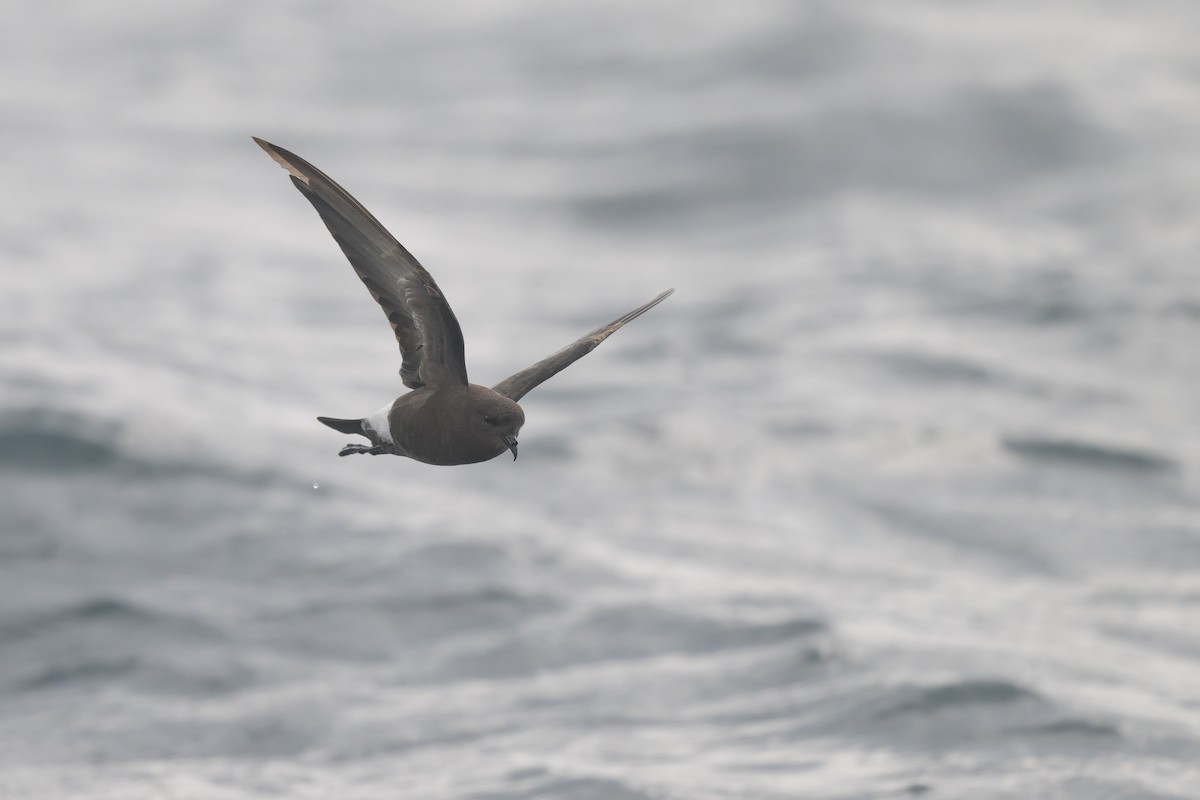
[502,434,519,461]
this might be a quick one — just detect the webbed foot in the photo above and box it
[338,443,391,457]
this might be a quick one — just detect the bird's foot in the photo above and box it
[338,443,390,457]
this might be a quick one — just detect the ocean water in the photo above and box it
[2,1,1199,797]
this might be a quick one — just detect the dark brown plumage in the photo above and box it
[254,137,673,465]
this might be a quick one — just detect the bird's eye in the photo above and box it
[483,416,497,426]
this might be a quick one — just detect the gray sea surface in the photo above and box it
[2,2,1199,798]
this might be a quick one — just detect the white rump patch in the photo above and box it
[364,402,394,444]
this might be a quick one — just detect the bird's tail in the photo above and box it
[317,416,365,436]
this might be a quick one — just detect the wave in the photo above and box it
[487,772,655,800]
[1011,719,1121,739]
[873,679,1042,720]
[0,407,279,485]
[16,656,140,692]
[0,410,125,472]
[0,597,220,645]
[438,603,827,681]
[1003,436,1177,474]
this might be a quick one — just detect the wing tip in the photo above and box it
[619,287,674,325]
[252,135,311,185]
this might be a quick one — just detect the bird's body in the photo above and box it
[254,137,671,465]
[334,385,525,465]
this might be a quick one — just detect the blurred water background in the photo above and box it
[2,1,1199,797]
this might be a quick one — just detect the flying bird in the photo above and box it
[254,137,673,465]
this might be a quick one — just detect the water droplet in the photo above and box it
[312,482,320,490]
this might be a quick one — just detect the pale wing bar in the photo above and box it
[492,289,674,402]
[255,138,468,389]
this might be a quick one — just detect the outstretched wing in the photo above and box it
[492,289,674,402]
[255,137,467,390]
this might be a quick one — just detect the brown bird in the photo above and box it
[254,137,673,465]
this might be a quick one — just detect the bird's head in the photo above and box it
[469,389,525,461]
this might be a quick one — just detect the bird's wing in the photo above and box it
[255,137,468,390]
[492,289,674,402]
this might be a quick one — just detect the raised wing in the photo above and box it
[254,137,467,390]
[492,289,674,402]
